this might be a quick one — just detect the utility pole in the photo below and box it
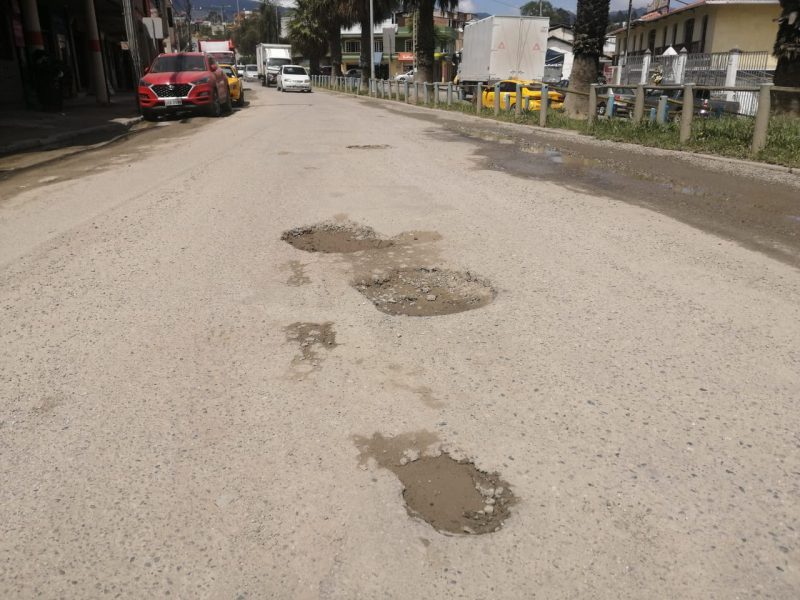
[623,0,633,66]
[369,0,375,80]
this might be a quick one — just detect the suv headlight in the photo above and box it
[192,76,210,84]
[138,79,149,87]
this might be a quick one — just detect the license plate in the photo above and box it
[163,97,182,107]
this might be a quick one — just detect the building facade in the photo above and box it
[1,0,178,108]
[614,0,780,66]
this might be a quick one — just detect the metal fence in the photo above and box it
[619,50,771,115]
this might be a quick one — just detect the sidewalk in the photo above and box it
[0,92,142,157]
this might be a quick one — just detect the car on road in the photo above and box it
[344,68,361,80]
[644,88,740,122]
[597,88,634,117]
[243,64,258,81]
[481,79,564,111]
[276,65,311,92]
[395,69,416,82]
[138,52,232,120]
[220,64,245,107]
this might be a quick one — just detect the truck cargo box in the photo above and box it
[460,16,549,84]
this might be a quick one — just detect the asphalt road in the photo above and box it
[1,86,799,599]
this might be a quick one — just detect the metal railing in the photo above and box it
[310,75,799,157]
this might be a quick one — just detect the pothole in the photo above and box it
[282,222,393,254]
[346,144,392,150]
[353,268,495,316]
[354,432,516,535]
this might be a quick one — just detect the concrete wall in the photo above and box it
[708,5,780,54]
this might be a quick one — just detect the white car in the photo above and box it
[243,64,258,81]
[276,65,311,93]
[395,69,416,82]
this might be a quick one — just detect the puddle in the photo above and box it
[284,322,338,376]
[346,144,392,150]
[354,431,516,535]
[353,267,495,316]
[282,222,394,253]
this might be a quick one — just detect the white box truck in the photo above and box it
[459,16,549,88]
[256,44,292,87]
[198,40,235,65]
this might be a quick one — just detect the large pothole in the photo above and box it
[354,432,516,535]
[353,268,495,316]
[282,223,393,254]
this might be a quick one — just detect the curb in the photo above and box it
[0,115,143,157]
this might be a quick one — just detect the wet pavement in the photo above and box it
[377,102,800,269]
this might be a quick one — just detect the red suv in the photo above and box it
[138,52,232,120]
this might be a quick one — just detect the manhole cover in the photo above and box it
[282,223,393,254]
[353,268,494,316]
[354,432,515,535]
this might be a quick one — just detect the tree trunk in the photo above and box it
[774,56,800,114]
[327,24,343,76]
[309,54,321,75]
[565,0,610,118]
[416,0,435,83]
[772,0,800,115]
[564,54,598,117]
[360,15,372,86]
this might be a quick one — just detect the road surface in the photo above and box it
[1,86,799,599]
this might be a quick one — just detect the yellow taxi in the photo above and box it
[219,64,244,107]
[481,79,564,111]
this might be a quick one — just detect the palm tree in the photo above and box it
[352,0,398,83]
[773,0,800,114]
[405,0,458,83]
[563,0,610,118]
[288,0,329,74]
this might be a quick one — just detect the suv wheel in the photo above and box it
[222,86,233,114]
[207,89,221,117]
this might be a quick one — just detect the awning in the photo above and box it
[397,52,414,62]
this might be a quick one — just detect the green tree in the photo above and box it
[773,0,800,114]
[404,0,458,83]
[352,0,397,84]
[288,0,329,74]
[231,2,280,57]
[520,1,575,26]
[563,0,610,117]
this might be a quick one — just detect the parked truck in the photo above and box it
[256,44,292,87]
[459,16,549,92]
[197,40,236,66]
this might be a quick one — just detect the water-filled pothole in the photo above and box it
[354,432,515,535]
[346,144,392,150]
[353,268,495,316]
[282,223,393,253]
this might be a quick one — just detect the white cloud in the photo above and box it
[460,0,479,13]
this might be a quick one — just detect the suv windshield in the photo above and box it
[283,66,306,75]
[268,58,291,67]
[150,55,206,73]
